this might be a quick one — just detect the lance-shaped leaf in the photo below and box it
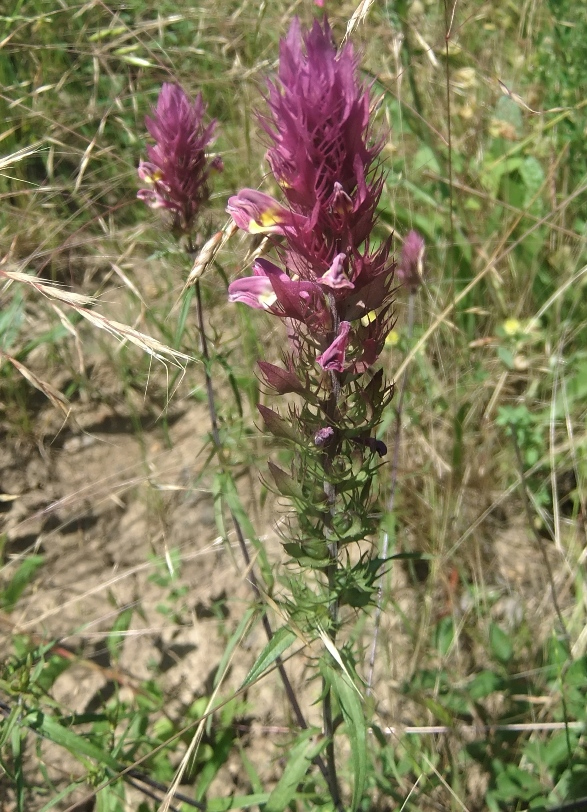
[241,626,297,688]
[267,461,305,501]
[327,666,367,812]
[265,728,327,812]
[257,360,306,395]
[257,404,302,444]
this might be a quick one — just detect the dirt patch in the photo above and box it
[0,359,577,810]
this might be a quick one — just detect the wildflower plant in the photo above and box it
[228,17,398,805]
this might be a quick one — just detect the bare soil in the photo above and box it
[0,350,573,811]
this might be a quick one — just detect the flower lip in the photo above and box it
[319,253,354,290]
[226,189,294,235]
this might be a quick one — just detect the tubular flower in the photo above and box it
[138,83,222,234]
[228,17,395,372]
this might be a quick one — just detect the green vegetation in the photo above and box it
[1,1,586,810]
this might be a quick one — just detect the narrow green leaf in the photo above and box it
[329,667,367,812]
[265,728,326,812]
[267,462,305,501]
[241,627,297,688]
[107,606,134,664]
[221,472,274,591]
[11,726,24,812]
[26,712,120,772]
[421,696,454,726]
[257,404,301,444]
[215,607,256,690]
[175,285,194,348]
[2,555,44,611]
[38,781,85,812]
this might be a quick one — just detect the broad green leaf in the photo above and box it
[329,666,367,812]
[241,627,297,688]
[468,670,503,700]
[489,623,513,664]
[412,145,441,175]
[520,155,545,210]
[265,728,326,812]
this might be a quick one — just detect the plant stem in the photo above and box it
[367,290,415,694]
[320,361,342,808]
[192,279,336,794]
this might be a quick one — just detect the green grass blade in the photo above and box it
[329,667,367,812]
[241,626,296,689]
[207,793,270,811]
[25,710,120,772]
[264,728,326,812]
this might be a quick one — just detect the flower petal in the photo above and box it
[316,321,351,372]
[228,276,277,310]
[319,253,354,290]
[227,189,293,234]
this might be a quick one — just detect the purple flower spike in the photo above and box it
[137,83,221,234]
[229,17,396,372]
[397,230,425,291]
[316,321,351,372]
[263,18,379,218]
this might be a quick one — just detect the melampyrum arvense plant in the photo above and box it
[138,19,426,810]
[226,17,419,805]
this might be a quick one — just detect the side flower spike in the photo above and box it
[138,83,222,234]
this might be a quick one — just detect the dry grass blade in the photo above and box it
[0,350,71,417]
[78,308,190,367]
[182,220,238,290]
[0,141,45,171]
[1,268,96,306]
[344,0,376,41]
[0,268,191,367]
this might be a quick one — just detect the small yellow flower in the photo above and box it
[503,318,521,336]
[385,329,400,347]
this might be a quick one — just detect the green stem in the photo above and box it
[321,353,342,808]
